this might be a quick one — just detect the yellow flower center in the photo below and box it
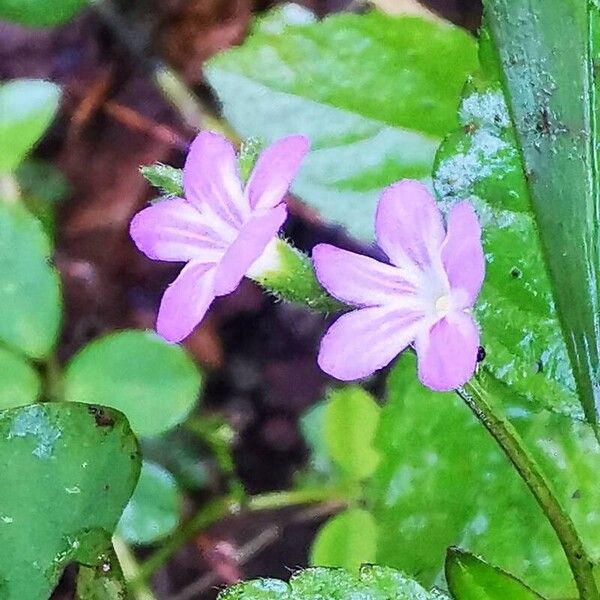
[435,294,451,316]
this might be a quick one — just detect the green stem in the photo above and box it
[458,379,599,600]
[113,537,159,600]
[133,487,344,585]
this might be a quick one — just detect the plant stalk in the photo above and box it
[458,379,599,600]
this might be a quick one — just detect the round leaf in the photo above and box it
[325,387,380,480]
[310,508,378,572]
[117,461,181,545]
[64,330,203,437]
[0,202,62,358]
[0,0,90,26]
[0,402,140,599]
[0,346,40,409]
[0,80,61,172]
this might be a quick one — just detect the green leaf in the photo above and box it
[445,549,546,600]
[0,0,90,26]
[0,202,62,359]
[117,461,182,545]
[432,29,579,417]
[218,564,447,600]
[140,163,184,197]
[0,402,140,600]
[310,508,377,572]
[76,550,127,600]
[325,386,380,481]
[0,346,41,409]
[370,354,600,597]
[206,10,477,239]
[64,330,203,438]
[480,2,600,425]
[0,80,61,172]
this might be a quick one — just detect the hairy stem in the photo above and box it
[458,379,599,600]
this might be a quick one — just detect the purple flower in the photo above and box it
[130,131,309,343]
[313,180,485,391]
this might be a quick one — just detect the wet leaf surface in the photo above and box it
[0,402,140,600]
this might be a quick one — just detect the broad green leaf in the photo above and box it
[300,400,336,477]
[218,564,448,600]
[310,508,377,572]
[64,330,203,438]
[445,549,546,600]
[0,402,140,600]
[0,0,90,26]
[325,386,381,481]
[206,10,477,239]
[370,354,600,597]
[0,80,61,172]
[0,346,41,409]
[0,202,62,359]
[117,461,181,545]
[432,29,579,417]
[480,2,600,425]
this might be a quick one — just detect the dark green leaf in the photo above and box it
[370,354,600,597]
[218,564,447,600]
[0,202,62,359]
[0,0,90,26]
[206,10,477,239]
[0,346,41,409]
[0,402,140,600]
[480,0,600,425]
[64,330,203,438]
[76,549,127,600]
[310,508,377,572]
[432,29,579,417]
[0,80,60,172]
[117,461,181,545]
[445,549,546,600]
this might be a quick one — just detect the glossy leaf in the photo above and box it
[218,564,448,600]
[117,461,181,545]
[206,10,477,239]
[0,202,62,359]
[310,508,377,572]
[325,386,381,481]
[370,354,600,597]
[0,402,140,600]
[0,80,60,172]
[432,30,579,417]
[0,0,90,26]
[480,1,600,425]
[0,346,41,409]
[64,330,203,438]
[445,549,546,600]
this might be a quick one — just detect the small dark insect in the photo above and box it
[535,106,551,135]
[477,346,486,362]
[87,405,115,428]
[510,267,522,279]
[572,489,582,500]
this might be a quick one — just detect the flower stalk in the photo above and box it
[458,379,599,600]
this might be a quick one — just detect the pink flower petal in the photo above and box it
[318,305,425,381]
[156,262,216,343]
[245,136,310,211]
[313,244,417,307]
[130,198,226,262]
[442,201,485,308]
[213,204,288,297]
[184,131,248,226]
[375,180,445,272]
[415,311,479,391]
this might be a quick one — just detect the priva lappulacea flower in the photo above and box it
[130,131,309,342]
[313,180,485,391]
